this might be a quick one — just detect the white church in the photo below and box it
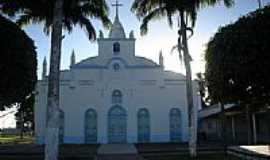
[34,7,200,144]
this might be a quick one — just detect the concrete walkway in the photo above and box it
[98,144,138,154]
[97,144,145,160]
[228,145,270,160]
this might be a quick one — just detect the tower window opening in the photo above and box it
[113,42,120,53]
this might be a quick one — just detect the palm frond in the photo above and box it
[132,0,234,34]
[79,15,96,41]
[16,14,32,27]
[140,6,166,35]
[186,27,194,39]
[170,45,178,55]
[0,0,110,40]
[170,44,184,65]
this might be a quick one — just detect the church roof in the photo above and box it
[163,71,186,80]
[73,56,160,69]
[133,56,159,66]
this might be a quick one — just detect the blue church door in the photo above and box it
[85,109,97,144]
[138,109,150,142]
[170,108,181,142]
[108,105,127,143]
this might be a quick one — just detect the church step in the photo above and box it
[97,154,145,160]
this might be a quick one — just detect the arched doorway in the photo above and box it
[108,105,127,143]
[170,108,182,142]
[138,108,150,142]
[85,109,97,144]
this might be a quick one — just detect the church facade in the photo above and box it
[34,12,200,144]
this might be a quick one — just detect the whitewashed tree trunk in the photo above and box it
[179,11,197,157]
[252,113,257,144]
[45,0,63,160]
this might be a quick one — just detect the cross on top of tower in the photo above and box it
[112,0,123,18]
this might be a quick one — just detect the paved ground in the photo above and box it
[228,145,270,155]
[98,144,138,154]
[97,144,144,160]
[239,145,270,155]
[228,145,270,160]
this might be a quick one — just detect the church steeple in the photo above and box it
[42,57,47,80]
[109,0,126,38]
[113,0,122,21]
[159,50,164,68]
[70,49,76,67]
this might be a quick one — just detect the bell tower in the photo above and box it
[97,0,135,62]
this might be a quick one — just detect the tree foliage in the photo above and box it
[0,15,37,110]
[15,93,35,133]
[131,0,233,35]
[196,73,209,107]
[205,5,270,109]
[0,0,111,40]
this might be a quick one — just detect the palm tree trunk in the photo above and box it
[179,11,197,157]
[45,0,63,159]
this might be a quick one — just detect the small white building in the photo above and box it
[34,11,200,144]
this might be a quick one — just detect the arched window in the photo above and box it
[138,108,150,142]
[85,108,97,143]
[169,108,182,142]
[112,90,122,103]
[113,42,120,53]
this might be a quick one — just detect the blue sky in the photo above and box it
[24,0,269,80]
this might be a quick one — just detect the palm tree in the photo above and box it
[0,0,110,160]
[131,0,234,157]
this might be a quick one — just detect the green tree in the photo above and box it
[0,15,37,111]
[196,73,208,108]
[1,1,110,159]
[15,93,35,139]
[131,0,234,157]
[205,5,270,144]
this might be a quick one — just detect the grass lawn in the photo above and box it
[0,143,99,160]
[0,135,34,144]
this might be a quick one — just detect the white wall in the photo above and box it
[35,65,199,144]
